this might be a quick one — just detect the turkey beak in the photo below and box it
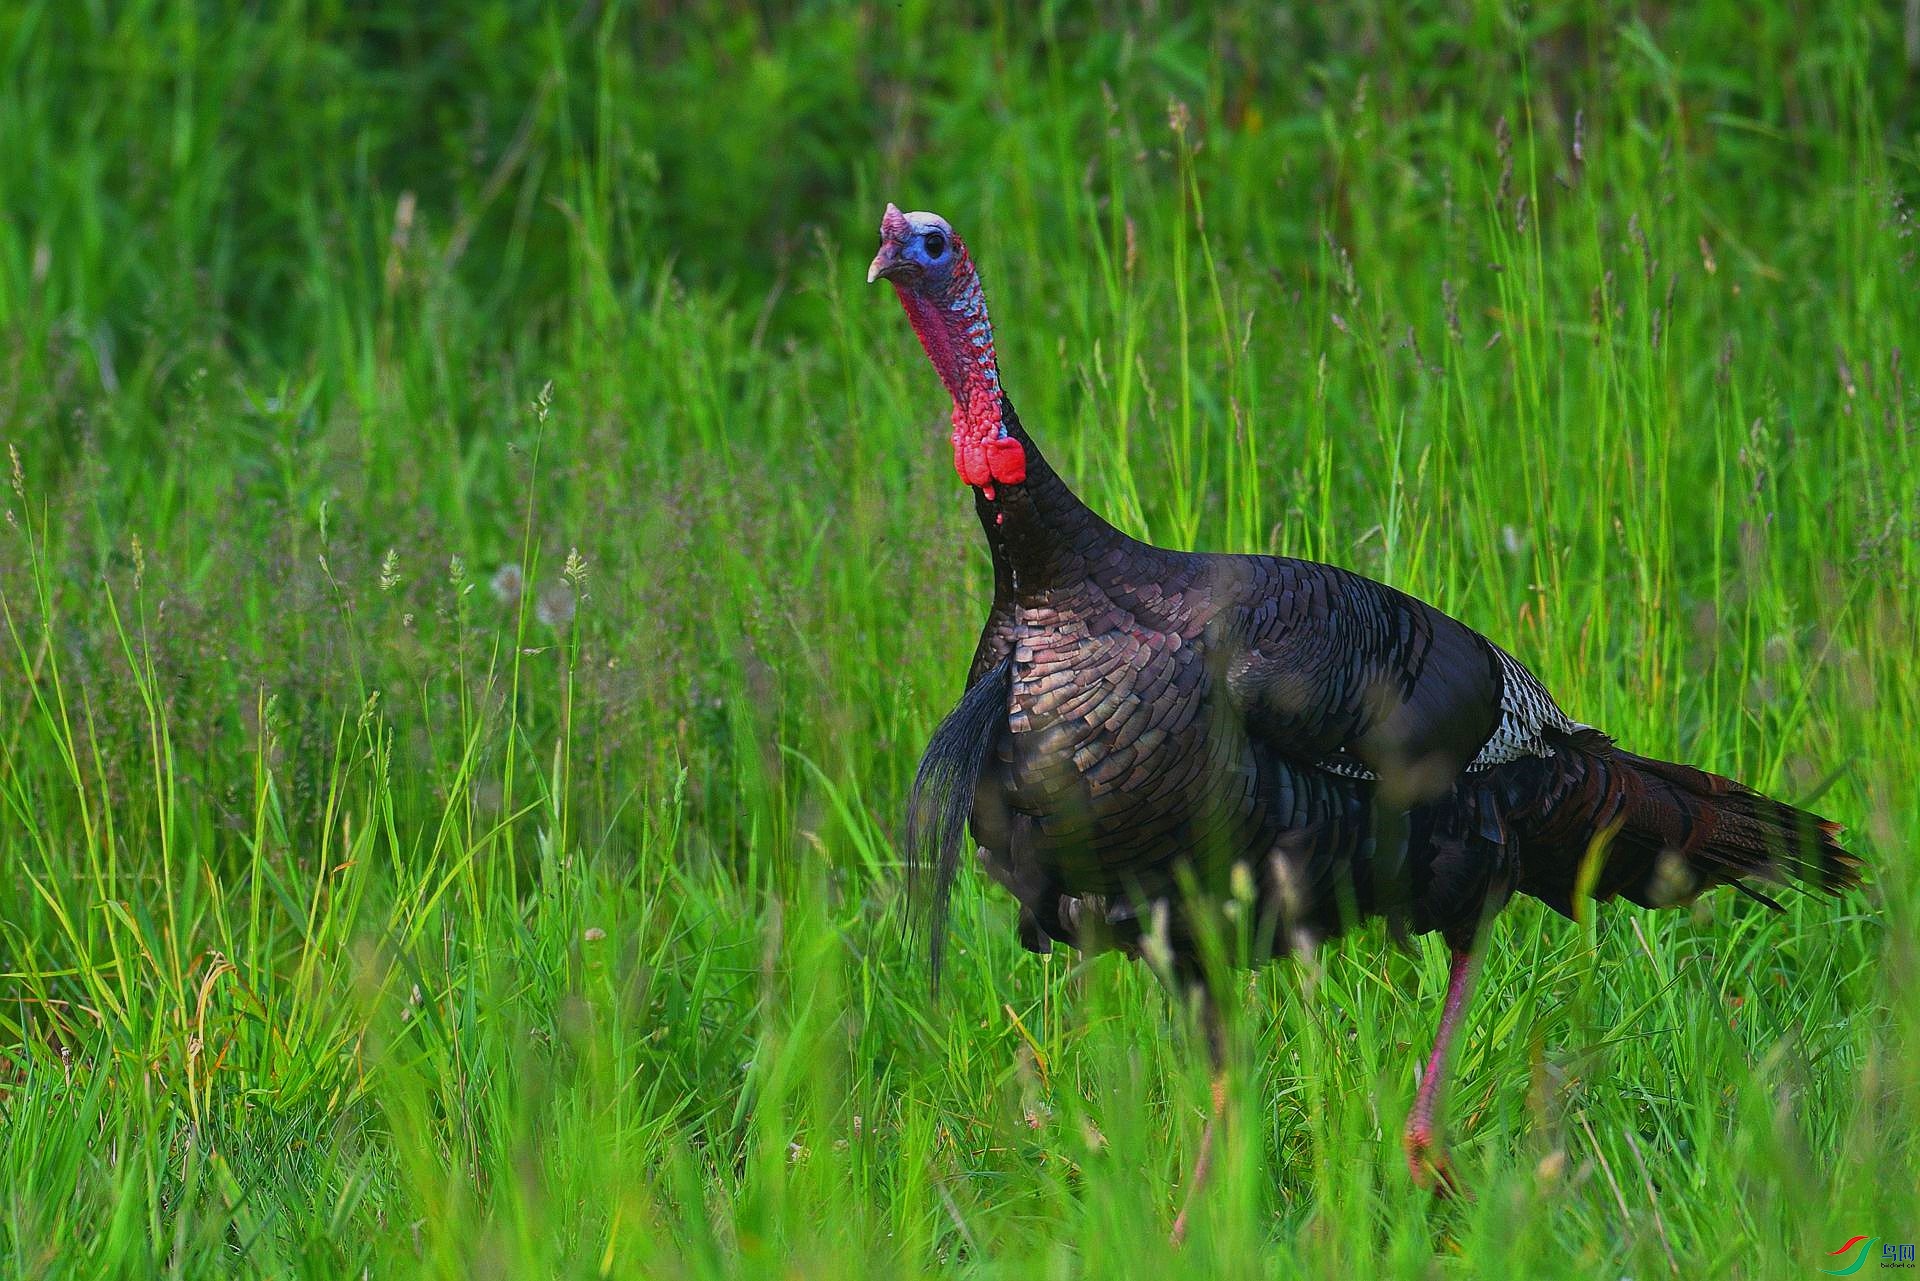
[866,240,908,284]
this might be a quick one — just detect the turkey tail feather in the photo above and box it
[905,656,1012,992]
[1515,730,1862,915]
[1605,744,1861,904]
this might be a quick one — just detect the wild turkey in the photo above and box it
[868,203,1861,1232]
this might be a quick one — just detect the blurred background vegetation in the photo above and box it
[1,2,1915,1277]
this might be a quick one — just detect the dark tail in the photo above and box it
[904,657,1012,992]
[1516,729,1863,916]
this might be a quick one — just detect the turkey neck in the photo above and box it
[972,398,1135,600]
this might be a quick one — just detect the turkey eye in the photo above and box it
[923,231,947,259]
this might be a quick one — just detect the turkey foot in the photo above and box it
[1404,1128,1469,1200]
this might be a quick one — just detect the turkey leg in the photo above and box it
[1171,994,1227,1245]
[1404,947,1476,1197]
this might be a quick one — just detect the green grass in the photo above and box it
[2,2,1916,1276]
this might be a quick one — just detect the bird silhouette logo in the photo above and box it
[1821,1236,1874,1275]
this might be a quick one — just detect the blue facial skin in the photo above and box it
[902,228,951,273]
[889,217,957,292]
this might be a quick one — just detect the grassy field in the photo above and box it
[2,2,1916,1276]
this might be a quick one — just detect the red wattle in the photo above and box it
[950,413,1026,489]
[985,433,1026,485]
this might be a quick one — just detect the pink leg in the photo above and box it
[1170,1072,1227,1246]
[1405,948,1475,1198]
[1169,996,1228,1245]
